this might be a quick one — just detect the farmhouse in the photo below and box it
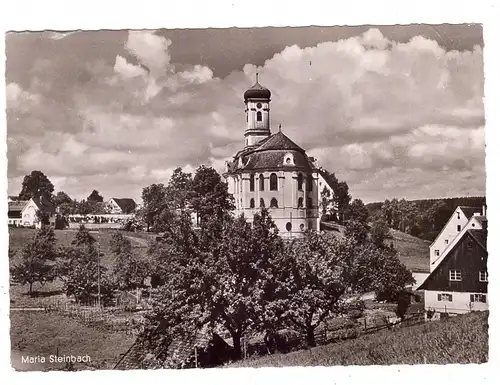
[419,221,488,315]
[223,76,338,238]
[107,198,137,215]
[8,196,55,228]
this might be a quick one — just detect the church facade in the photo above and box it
[223,77,337,238]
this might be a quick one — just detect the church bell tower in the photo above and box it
[243,74,271,147]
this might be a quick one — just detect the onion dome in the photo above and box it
[244,75,271,101]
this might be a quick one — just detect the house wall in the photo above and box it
[227,169,320,238]
[424,290,488,314]
[108,199,123,214]
[430,216,484,272]
[425,231,487,293]
[21,200,39,227]
[429,207,474,272]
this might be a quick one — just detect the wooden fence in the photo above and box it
[44,300,142,336]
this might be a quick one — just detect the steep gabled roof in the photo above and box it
[419,228,487,290]
[8,200,28,212]
[111,198,137,213]
[31,196,55,214]
[254,131,304,153]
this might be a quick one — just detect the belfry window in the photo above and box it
[260,198,266,208]
[259,174,265,191]
[257,111,262,122]
[297,173,304,191]
[270,198,278,208]
[298,197,304,208]
[270,173,278,191]
[250,198,255,208]
[250,174,255,192]
[306,175,313,192]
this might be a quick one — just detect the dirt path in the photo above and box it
[125,235,149,247]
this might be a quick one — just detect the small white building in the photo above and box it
[22,196,55,228]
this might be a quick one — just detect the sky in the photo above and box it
[5,24,485,203]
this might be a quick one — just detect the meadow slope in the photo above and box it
[227,311,488,367]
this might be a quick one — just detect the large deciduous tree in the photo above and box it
[142,209,283,362]
[110,232,150,290]
[87,190,104,203]
[57,225,115,304]
[140,183,168,232]
[279,231,346,347]
[190,165,235,226]
[18,170,55,201]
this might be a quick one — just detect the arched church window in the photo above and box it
[250,174,255,192]
[250,198,255,208]
[298,197,304,208]
[297,173,304,191]
[270,173,278,191]
[270,198,278,208]
[260,198,266,208]
[307,197,313,209]
[257,111,262,122]
[306,175,313,192]
[259,174,265,191]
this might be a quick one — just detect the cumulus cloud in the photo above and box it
[6,28,485,202]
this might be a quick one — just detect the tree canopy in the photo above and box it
[18,170,54,201]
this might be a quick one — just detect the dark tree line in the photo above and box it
[366,196,486,240]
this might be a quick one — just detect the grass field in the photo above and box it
[10,310,136,371]
[8,227,148,307]
[389,229,430,273]
[227,311,488,367]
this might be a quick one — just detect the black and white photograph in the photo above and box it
[4,17,490,373]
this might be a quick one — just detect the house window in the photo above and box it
[457,212,460,219]
[298,197,304,208]
[270,173,278,191]
[434,249,440,256]
[249,174,255,192]
[470,294,487,303]
[259,174,265,191]
[270,198,278,208]
[449,270,462,281]
[457,225,461,232]
[445,239,449,245]
[438,293,453,302]
[306,175,313,192]
[297,173,304,191]
[260,198,265,208]
[479,271,488,282]
[250,198,255,209]
[257,111,262,122]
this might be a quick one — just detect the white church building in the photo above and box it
[223,76,337,238]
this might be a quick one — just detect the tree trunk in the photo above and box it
[306,326,316,347]
[232,332,242,360]
[29,282,33,295]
